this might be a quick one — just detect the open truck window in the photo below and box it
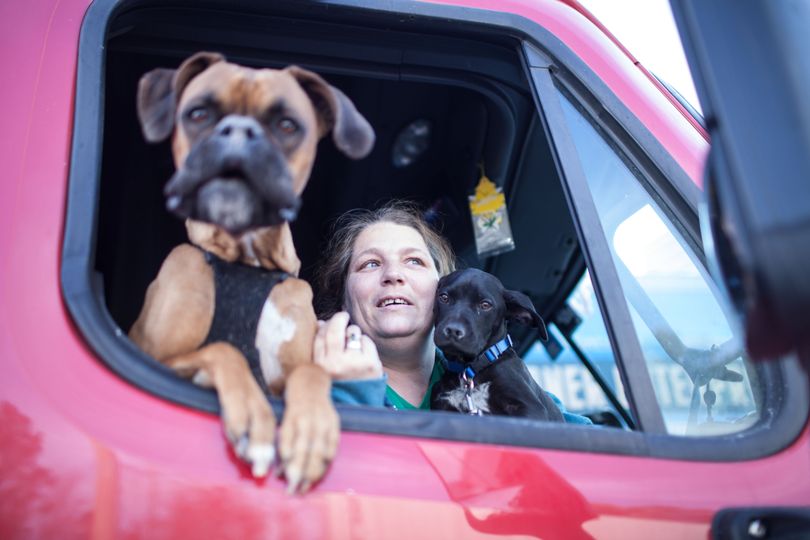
[62,0,807,461]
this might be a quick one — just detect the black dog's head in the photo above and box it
[136,52,375,235]
[434,268,548,360]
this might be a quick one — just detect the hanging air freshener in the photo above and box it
[468,165,515,258]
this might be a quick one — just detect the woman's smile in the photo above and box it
[377,296,413,308]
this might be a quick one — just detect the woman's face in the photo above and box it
[343,222,439,344]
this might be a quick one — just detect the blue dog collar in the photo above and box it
[483,334,513,362]
[442,335,514,379]
[443,357,467,375]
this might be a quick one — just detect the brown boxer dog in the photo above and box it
[129,52,375,493]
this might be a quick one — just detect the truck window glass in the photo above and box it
[525,272,631,427]
[556,91,761,436]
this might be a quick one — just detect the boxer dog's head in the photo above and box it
[137,52,375,236]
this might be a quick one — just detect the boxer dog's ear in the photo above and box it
[503,289,548,341]
[285,66,376,159]
[137,67,177,142]
[137,52,225,142]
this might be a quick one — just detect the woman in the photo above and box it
[314,201,453,409]
[314,201,590,422]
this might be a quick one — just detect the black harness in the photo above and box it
[201,250,289,391]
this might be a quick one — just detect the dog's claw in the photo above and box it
[279,207,298,222]
[167,195,182,211]
[248,443,276,478]
[286,465,303,495]
[234,434,250,459]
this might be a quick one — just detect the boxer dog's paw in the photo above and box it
[160,342,280,478]
[278,394,340,494]
[218,370,278,479]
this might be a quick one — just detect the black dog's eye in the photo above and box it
[277,117,299,135]
[187,106,210,123]
[479,300,493,310]
[438,293,449,304]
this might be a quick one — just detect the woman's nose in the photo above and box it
[381,265,405,285]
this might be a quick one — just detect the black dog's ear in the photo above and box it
[137,52,225,142]
[285,65,376,159]
[503,289,549,341]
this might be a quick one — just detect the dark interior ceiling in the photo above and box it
[96,4,581,332]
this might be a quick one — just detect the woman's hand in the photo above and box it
[314,312,383,381]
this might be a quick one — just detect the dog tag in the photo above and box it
[469,166,515,258]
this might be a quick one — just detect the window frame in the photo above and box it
[526,54,667,434]
[520,41,806,457]
[62,0,808,461]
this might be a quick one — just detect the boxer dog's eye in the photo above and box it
[438,293,449,304]
[277,117,299,135]
[187,107,210,123]
[479,300,493,311]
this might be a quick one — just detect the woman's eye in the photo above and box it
[277,117,299,134]
[438,293,449,304]
[359,260,380,270]
[479,300,493,310]
[406,257,424,266]
[187,107,209,123]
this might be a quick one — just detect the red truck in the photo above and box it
[2,0,808,538]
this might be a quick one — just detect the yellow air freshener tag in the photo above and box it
[468,166,515,258]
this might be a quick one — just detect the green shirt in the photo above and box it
[384,354,446,410]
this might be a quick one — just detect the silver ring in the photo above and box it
[346,332,362,350]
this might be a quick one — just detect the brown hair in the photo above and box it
[315,201,456,318]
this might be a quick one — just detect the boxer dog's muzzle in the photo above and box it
[163,113,299,233]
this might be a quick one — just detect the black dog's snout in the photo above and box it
[442,324,466,341]
[215,115,264,142]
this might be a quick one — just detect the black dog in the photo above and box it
[431,268,564,421]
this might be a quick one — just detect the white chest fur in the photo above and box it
[439,380,492,414]
[255,298,296,387]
